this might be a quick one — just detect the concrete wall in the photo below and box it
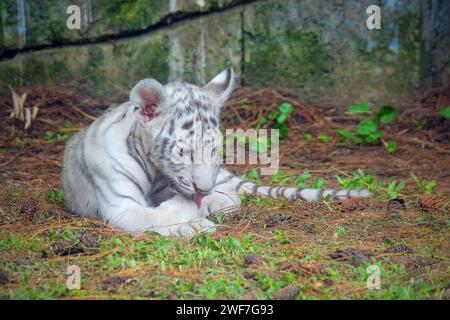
[421,0,450,89]
[0,0,448,105]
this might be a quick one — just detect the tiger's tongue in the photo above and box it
[196,193,202,208]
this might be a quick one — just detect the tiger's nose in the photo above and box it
[193,182,211,196]
[193,165,216,194]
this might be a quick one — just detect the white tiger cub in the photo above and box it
[62,67,370,236]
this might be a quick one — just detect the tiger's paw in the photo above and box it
[199,192,240,217]
[176,218,216,237]
[154,218,216,237]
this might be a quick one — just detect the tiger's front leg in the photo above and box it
[103,195,216,236]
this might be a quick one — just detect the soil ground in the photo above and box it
[0,85,448,299]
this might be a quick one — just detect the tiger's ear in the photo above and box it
[204,67,235,107]
[130,79,166,123]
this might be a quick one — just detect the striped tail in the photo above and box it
[235,180,371,201]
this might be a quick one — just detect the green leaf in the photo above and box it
[44,131,55,141]
[271,170,292,186]
[335,129,353,140]
[317,134,330,142]
[335,226,347,235]
[352,135,364,144]
[410,173,421,187]
[439,105,450,119]
[377,105,397,124]
[311,177,325,189]
[279,102,294,114]
[355,118,377,135]
[274,123,289,139]
[386,140,397,153]
[388,180,397,193]
[226,236,242,248]
[267,111,278,120]
[63,119,74,128]
[303,132,312,140]
[240,194,249,203]
[424,180,436,194]
[256,117,268,127]
[276,113,287,124]
[56,133,71,142]
[396,180,407,192]
[410,173,436,194]
[348,103,370,113]
[413,120,425,131]
[294,170,311,187]
[364,131,384,143]
[244,168,260,184]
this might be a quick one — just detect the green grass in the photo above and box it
[0,171,448,300]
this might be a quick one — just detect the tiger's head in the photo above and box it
[129,67,235,206]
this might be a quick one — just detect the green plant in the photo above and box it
[44,131,71,142]
[14,136,24,145]
[411,173,436,194]
[311,177,325,189]
[46,189,64,204]
[335,169,406,198]
[294,170,311,187]
[254,102,294,140]
[385,179,407,199]
[271,170,292,185]
[63,119,74,128]
[273,229,291,244]
[336,104,397,153]
[347,103,370,113]
[243,168,261,184]
[377,106,397,124]
[413,120,425,131]
[43,131,55,141]
[386,140,397,154]
[335,169,376,190]
[335,226,347,235]
[439,105,450,119]
[317,134,330,142]
[303,132,313,140]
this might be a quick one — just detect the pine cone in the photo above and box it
[19,197,38,220]
[338,199,369,212]
[418,195,448,212]
[273,285,300,300]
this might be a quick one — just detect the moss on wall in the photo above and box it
[245,30,333,95]
[0,0,238,51]
[100,0,164,33]
[0,0,439,104]
[241,0,423,104]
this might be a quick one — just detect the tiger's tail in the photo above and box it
[235,180,371,201]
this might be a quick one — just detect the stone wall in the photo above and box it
[0,0,448,105]
[421,0,450,89]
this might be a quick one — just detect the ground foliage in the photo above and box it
[0,84,448,299]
